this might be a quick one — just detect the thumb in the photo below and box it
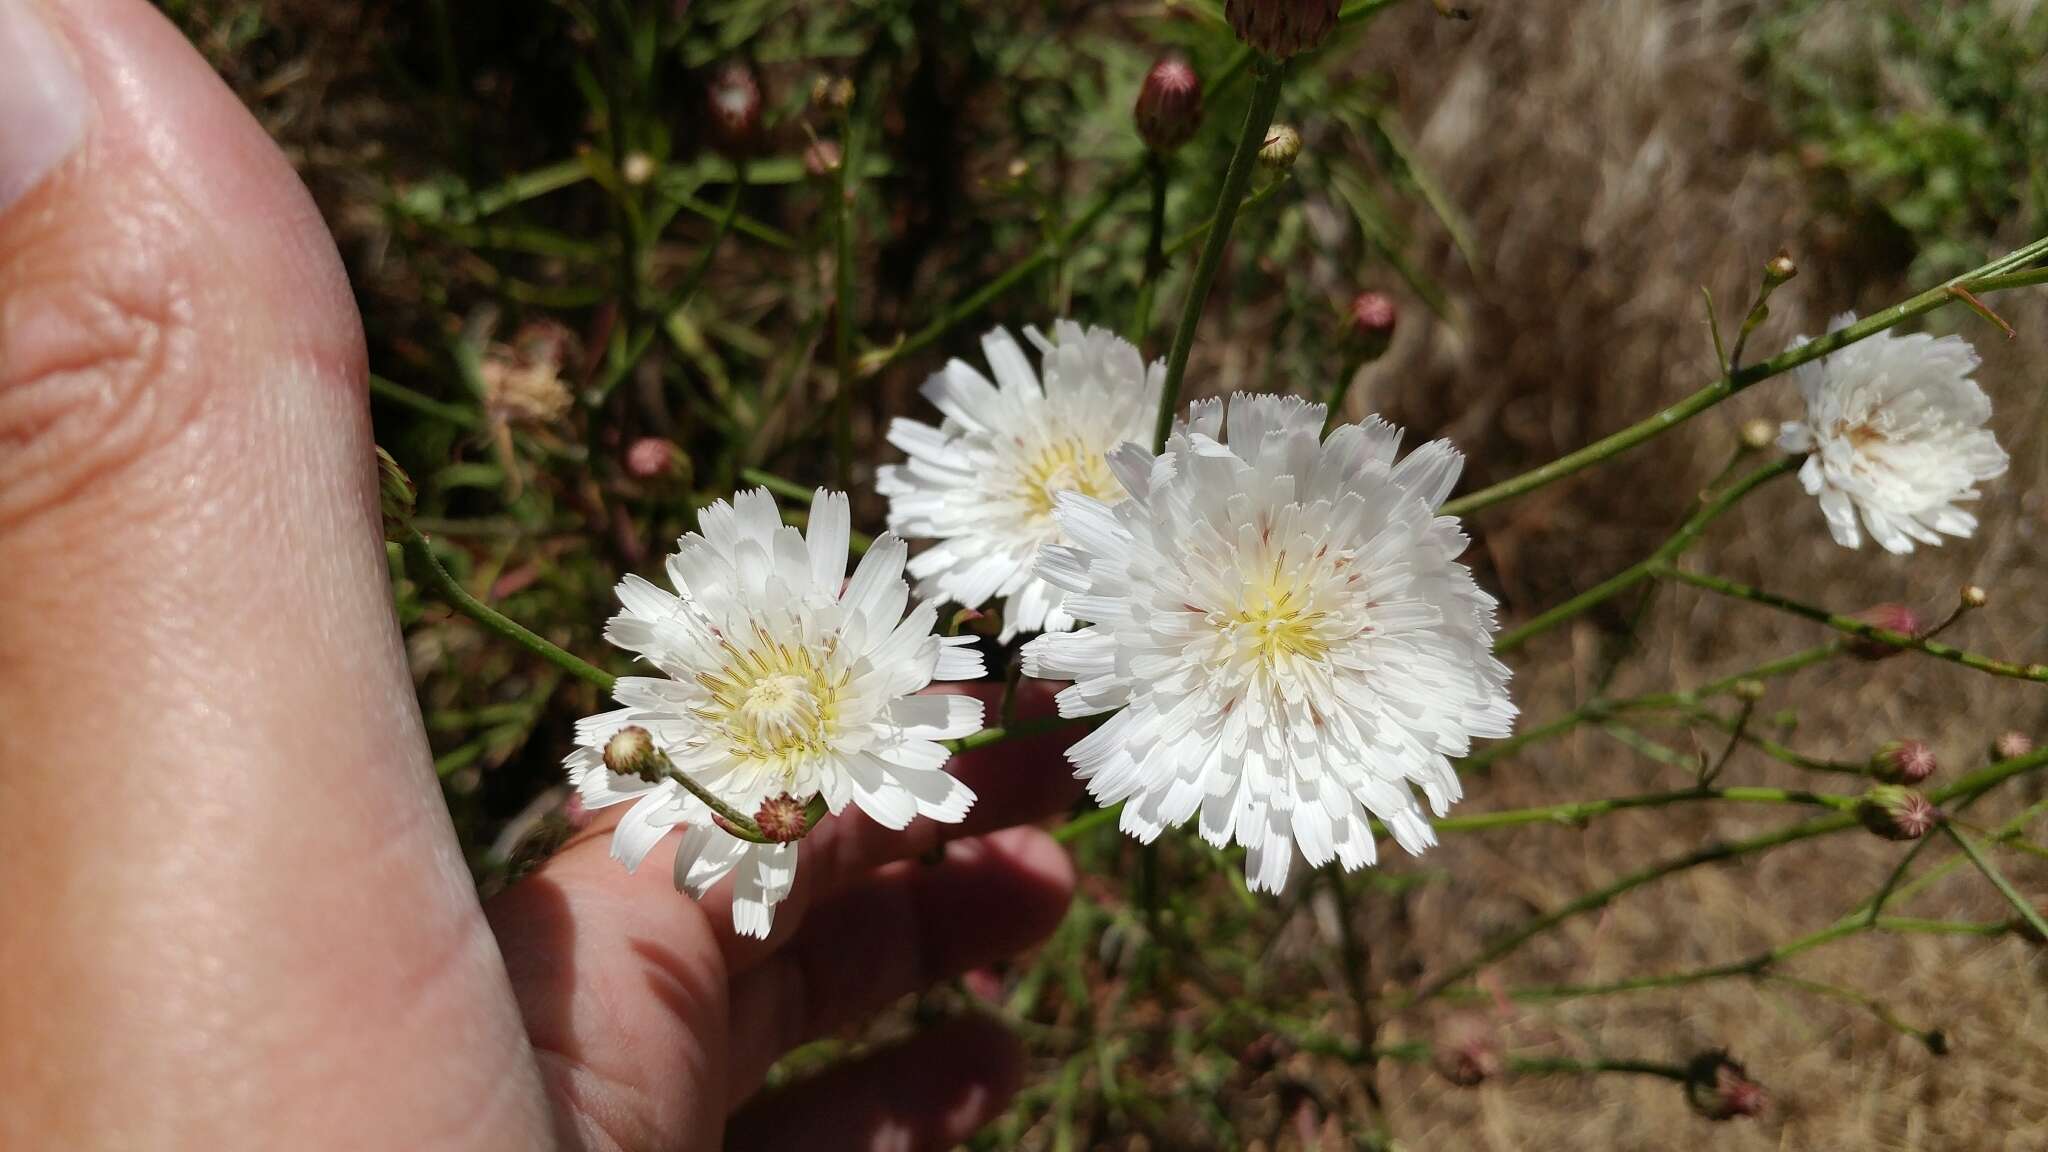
[0,2,547,1147]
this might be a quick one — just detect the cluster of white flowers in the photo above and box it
[571,311,2010,933]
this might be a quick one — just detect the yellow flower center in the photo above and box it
[1018,436,1121,518]
[1225,569,1330,665]
[695,635,842,771]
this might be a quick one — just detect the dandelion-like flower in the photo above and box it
[1022,394,1515,892]
[1777,314,2007,554]
[565,488,986,937]
[877,322,1163,641]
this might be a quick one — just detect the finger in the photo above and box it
[0,2,537,1145]
[725,1015,1026,1152]
[723,825,1074,1103]
[704,676,1084,968]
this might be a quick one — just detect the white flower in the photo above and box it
[1777,314,2008,554]
[565,488,987,937]
[876,321,1163,641]
[1021,394,1515,893]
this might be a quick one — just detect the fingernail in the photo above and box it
[0,0,89,215]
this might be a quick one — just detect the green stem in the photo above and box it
[369,374,480,429]
[1439,233,2048,517]
[1494,456,1798,653]
[1162,173,1293,258]
[400,529,616,694]
[1152,59,1288,451]
[1944,824,2048,941]
[1659,566,2048,683]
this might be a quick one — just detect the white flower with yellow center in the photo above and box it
[1777,314,2008,554]
[1021,394,1514,893]
[876,321,1163,640]
[565,487,986,937]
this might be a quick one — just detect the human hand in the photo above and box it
[0,3,1076,1147]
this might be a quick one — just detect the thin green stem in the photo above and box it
[370,374,481,429]
[1659,566,2048,683]
[1153,59,1288,451]
[1440,233,2048,517]
[1944,825,2048,942]
[1495,456,1798,653]
[400,529,616,693]
[1163,173,1293,258]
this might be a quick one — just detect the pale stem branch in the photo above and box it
[1944,824,2048,942]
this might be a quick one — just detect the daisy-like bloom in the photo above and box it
[564,488,986,937]
[1777,314,2008,554]
[876,321,1163,641]
[1022,394,1514,893]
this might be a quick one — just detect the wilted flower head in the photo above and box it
[481,320,576,427]
[1777,315,2007,554]
[1685,1051,1767,1121]
[565,488,986,937]
[1225,0,1340,59]
[876,322,1163,642]
[1022,394,1515,893]
[1134,54,1203,154]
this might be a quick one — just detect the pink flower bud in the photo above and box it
[1349,291,1397,339]
[1845,602,1921,661]
[706,61,762,156]
[753,793,811,842]
[625,437,680,479]
[1860,785,1939,841]
[1994,730,2033,760]
[1225,0,1341,59]
[1871,740,1937,785]
[1134,55,1203,154]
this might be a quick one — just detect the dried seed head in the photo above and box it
[625,437,681,480]
[1845,602,1922,660]
[481,321,576,427]
[1686,1052,1767,1121]
[1860,785,1939,841]
[1259,123,1303,171]
[1871,739,1937,785]
[1134,55,1204,154]
[603,726,666,783]
[753,793,811,842]
[706,61,762,156]
[1225,0,1341,59]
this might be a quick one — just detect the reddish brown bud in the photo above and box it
[625,437,681,480]
[1872,740,1937,785]
[1432,1014,1503,1087]
[1845,602,1922,660]
[1686,1052,1767,1121]
[753,793,811,842]
[1860,785,1939,841]
[1349,291,1396,337]
[706,61,762,156]
[1994,730,2034,760]
[1134,55,1204,154]
[1225,0,1341,59]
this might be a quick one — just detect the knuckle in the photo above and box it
[0,193,204,533]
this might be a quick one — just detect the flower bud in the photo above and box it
[753,793,812,842]
[625,436,682,480]
[1134,55,1204,154]
[1732,678,1766,703]
[377,447,416,541]
[604,726,667,783]
[706,61,762,156]
[1860,785,1939,841]
[621,151,657,186]
[1960,584,1988,609]
[1432,1014,1503,1087]
[1739,418,1776,451]
[1994,730,2033,760]
[1348,291,1396,340]
[1871,739,1937,785]
[810,74,855,116]
[1763,249,1797,286]
[1259,123,1303,171]
[1685,1052,1767,1121]
[1226,0,1341,59]
[803,137,843,179]
[1845,602,1921,660]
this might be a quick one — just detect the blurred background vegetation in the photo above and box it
[161,0,2046,1147]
